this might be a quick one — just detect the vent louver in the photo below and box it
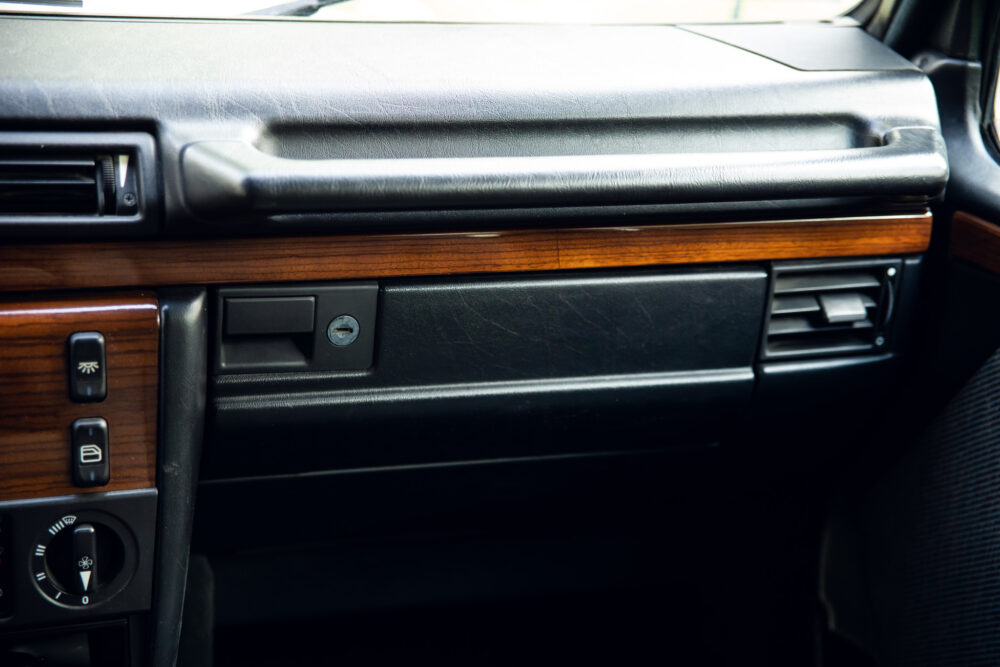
[763,260,901,360]
[0,152,113,216]
[0,131,157,236]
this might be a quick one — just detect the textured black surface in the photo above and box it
[206,269,764,475]
[0,17,945,230]
[684,23,918,71]
[862,345,1000,666]
[377,270,766,382]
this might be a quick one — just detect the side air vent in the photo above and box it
[763,259,902,360]
[0,152,120,216]
[0,131,157,236]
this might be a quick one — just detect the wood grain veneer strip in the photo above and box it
[0,213,931,292]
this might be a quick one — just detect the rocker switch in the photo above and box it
[68,331,106,402]
[71,418,110,488]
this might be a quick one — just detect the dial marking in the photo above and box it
[118,154,129,188]
[34,544,46,557]
[80,570,92,591]
[55,591,62,600]
[35,572,46,581]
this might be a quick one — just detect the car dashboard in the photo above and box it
[0,12,963,667]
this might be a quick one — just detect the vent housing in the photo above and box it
[0,131,157,237]
[763,259,902,360]
[1,151,119,216]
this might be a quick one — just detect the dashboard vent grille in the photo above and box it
[0,132,156,236]
[0,152,107,215]
[763,260,901,360]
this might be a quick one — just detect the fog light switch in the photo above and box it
[68,331,106,402]
[71,418,110,488]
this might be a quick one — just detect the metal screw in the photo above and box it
[122,192,136,206]
[327,315,360,347]
[875,335,886,346]
[886,267,897,277]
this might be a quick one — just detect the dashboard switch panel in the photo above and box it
[32,512,132,608]
[0,490,155,628]
[71,418,110,488]
[68,331,107,402]
[0,293,157,502]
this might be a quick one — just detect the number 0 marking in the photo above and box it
[81,596,89,605]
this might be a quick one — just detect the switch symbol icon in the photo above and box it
[79,444,103,464]
[77,361,99,374]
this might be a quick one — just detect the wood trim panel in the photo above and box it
[0,213,931,292]
[951,211,1000,274]
[0,294,159,501]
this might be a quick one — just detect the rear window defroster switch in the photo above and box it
[68,331,106,402]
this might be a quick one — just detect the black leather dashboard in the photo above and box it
[0,17,946,235]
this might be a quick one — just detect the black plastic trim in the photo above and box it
[150,289,207,667]
[0,131,159,238]
[923,58,989,208]
[180,127,946,219]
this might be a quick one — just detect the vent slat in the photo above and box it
[771,295,820,315]
[769,316,874,336]
[766,337,876,358]
[0,180,96,186]
[0,151,100,215]
[771,295,875,316]
[774,272,880,294]
[0,159,96,168]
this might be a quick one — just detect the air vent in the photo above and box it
[0,152,122,216]
[0,131,157,236]
[763,260,901,360]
